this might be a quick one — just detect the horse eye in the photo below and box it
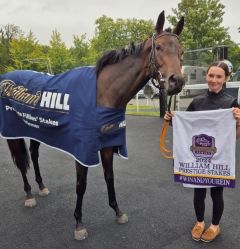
[155,44,162,51]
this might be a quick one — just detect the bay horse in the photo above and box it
[0,11,184,240]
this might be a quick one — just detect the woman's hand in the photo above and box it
[164,111,174,121]
[232,107,240,125]
[232,107,240,139]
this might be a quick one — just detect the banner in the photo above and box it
[173,109,236,188]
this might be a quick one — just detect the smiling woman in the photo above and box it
[206,65,228,93]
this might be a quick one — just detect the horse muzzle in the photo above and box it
[166,74,185,95]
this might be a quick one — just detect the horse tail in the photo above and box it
[7,138,30,173]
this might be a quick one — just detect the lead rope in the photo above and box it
[160,96,174,159]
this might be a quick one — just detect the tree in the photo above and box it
[167,0,230,50]
[70,34,95,66]
[48,30,74,73]
[0,24,22,73]
[9,31,48,72]
[91,16,154,60]
[228,44,240,71]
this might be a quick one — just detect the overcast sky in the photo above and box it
[0,0,239,47]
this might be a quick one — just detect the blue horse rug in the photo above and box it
[0,67,128,166]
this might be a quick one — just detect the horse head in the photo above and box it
[96,11,185,108]
[148,11,185,95]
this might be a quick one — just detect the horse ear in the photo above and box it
[173,17,184,36]
[155,11,165,34]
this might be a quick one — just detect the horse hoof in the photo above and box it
[25,198,37,207]
[74,228,88,240]
[39,187,50,196]
[116,213,128,224]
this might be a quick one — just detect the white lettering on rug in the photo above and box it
[40,91,70,111]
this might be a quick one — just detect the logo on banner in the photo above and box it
[190,134,217,159]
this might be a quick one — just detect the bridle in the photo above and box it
[148,32,179,90]
[148,32,179,159]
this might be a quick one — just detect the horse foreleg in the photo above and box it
[7,139,36,207]
[20,170,37,207]
[100,147,128,224]
[29,140,50,196]
[74,162,88,240]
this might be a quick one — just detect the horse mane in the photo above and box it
[95,41,146,77]
[95,28,174,76]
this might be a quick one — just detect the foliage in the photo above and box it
[1,7,240,74]
[0,24,22,73]
[9,31,48,72]
[91,15,154,60]
[228,45,240,71]
[48,30,74,74]
[167,0,240,69]
[168,0,230,50]
[70,34,96,66]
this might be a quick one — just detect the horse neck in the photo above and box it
[97,55,149,109]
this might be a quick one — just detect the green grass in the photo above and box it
[126,104,160,117]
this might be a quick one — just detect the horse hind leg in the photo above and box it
[29,139,50,197]
[74,162,89,240]
[7,139,37,207]
[100,147,128,224]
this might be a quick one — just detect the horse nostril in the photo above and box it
[167,74,185,95]
[169,74,175,81]
[169,74,185,86]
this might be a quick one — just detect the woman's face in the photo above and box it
[206,66,227,93]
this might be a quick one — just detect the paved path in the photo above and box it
[0,116,239,249]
